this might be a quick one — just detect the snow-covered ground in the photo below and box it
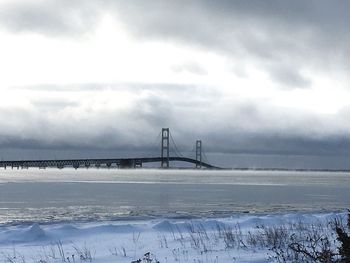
[0,212,343,263]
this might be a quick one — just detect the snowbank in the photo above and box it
[0,212,344,263]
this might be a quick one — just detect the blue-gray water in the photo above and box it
[0,169,349,224]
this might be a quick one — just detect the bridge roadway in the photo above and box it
[0,156,219,169]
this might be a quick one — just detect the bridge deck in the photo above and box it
[0,157,219,169]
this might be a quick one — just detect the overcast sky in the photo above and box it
[1,0,350,168]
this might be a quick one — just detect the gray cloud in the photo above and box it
[105,0,350,87]
[1,1,350,87]
[1,83,350,167]
[31,99,79,111]
[268,65,311,89]
[0,0,100,36]
[172,62,207,75]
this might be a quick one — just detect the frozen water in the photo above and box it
[0,169,350,223]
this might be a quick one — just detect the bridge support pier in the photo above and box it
[161,128,170,168]
[196,140,202,169]
[135,160,143,168]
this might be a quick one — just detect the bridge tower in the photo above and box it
[196,140,202,168]
[161,128,170,168]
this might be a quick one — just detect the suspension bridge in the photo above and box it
[0,128,220,169]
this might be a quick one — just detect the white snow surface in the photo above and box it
[0,212,343,263]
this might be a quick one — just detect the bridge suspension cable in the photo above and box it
[147,130,162,157]
[202,150,210,164]
[169,131,184,157]
[201,143,210,164]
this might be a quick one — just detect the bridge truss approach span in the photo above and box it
[0,157,218,170]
